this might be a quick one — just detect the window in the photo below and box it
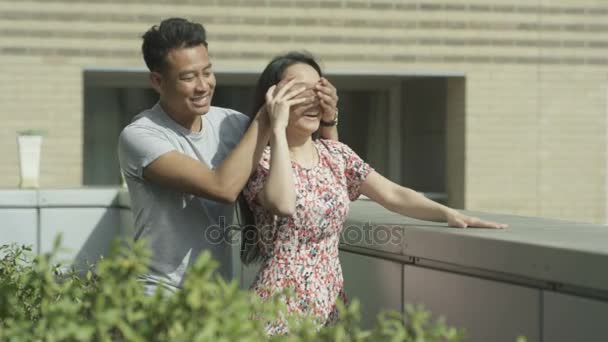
[83,70,463,206]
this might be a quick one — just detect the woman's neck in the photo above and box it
[287,134,316,166]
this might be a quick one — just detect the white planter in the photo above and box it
[17,135,43,188]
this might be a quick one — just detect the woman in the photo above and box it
[241,51,506,334]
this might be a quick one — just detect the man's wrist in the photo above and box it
[252,115,272,142]
[320,109,339,127]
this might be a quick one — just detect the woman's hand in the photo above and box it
[444,209,508,229]
[265,79,309,130]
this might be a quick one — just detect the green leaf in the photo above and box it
[0,238,466,341]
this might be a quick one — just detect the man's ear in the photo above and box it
[149,71,163,94]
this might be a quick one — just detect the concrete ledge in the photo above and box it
[0,190,37,207]
[344,199,608,295]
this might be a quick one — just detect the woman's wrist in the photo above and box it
[270,125,287,135]
[439,206,455,221]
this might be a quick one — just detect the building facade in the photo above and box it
[1,0,607,223]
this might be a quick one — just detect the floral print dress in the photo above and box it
[243,139,373,334]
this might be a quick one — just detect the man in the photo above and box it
[118,18,339,294]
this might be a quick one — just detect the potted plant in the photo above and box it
[17,129,45,189]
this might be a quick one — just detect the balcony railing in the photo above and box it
[1,188,607,342]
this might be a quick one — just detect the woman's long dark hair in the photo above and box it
[239,51,323,265]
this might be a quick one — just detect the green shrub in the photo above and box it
[0,237,465,341]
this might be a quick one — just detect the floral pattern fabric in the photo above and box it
[243,139,373,334]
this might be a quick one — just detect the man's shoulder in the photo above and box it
[205,106,251,136]
[121,107,171,136]
[207,106,250,123]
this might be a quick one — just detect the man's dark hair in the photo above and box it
[141,17,208,73]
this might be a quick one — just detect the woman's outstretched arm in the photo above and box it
[360,171,507,229]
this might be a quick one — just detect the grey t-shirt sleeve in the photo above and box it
[118,125,176,179]
[227,108,251,136]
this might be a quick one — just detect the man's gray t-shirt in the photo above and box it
[118,103,249,293]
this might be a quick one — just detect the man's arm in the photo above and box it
[143,112,269,203]
[316,77,339,141]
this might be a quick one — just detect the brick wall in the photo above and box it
[0,0,606,223]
